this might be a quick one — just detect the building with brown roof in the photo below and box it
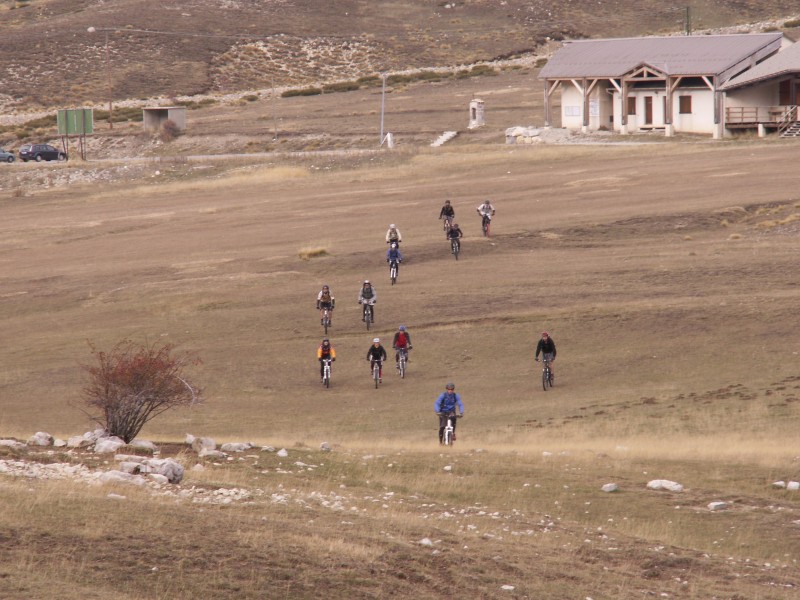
[539,33,800,138]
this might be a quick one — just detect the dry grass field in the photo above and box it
[2,2,800,598]
[2,137,800,598]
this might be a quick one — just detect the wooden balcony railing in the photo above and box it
[726,105,798,125]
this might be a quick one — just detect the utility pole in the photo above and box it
[685,6,692,35]
[87,27,113,129]
[380,73,387,146]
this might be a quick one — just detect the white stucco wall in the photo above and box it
[560,85,614,131]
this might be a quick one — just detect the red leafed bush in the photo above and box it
[82,340,202,443]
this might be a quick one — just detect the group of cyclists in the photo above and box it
[438,199,496,254]
[312,198,556,444]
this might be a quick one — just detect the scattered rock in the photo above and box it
[0,439,26,450]
[191,437,216,453]
[94,437,126,454]
[418,538,434,546]
[647,479,683,492]
[130,440,157,452]
[601,483,619,493]
[501,585,515,591]
[220,442,253,452]
[67,436,93,449]
[788,481,800,491]
[708,501,729,511]
[140,458,184,484]
[27,432,54,446]
[277,448,288,457]
[320,442,332,452]
[98,470,147,486]
[107,493,127,501]
[198,448,226,459]
[261,446,276,452]
[53,439,67,447]
[772,481,787,488]
[192,464,205,471]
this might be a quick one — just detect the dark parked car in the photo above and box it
[19,143,67,162]
[0,148,15,163]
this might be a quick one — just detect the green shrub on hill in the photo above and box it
[282,87,323,97]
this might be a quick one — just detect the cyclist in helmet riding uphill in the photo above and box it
[392,325,412,371]
[439,200,455,236]
[385,224,402,246]
[316,285,335,326]
[534,331,557,380]
[366,338,388,383]
[317,338,336,381]
[477,199,496,219]
[386,242,403,265]
[434,382,464,444]
[358,280,377,322]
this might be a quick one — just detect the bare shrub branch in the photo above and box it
[82,340,202,443]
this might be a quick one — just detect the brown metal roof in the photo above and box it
[721,40,800,90]
[538,33,784,79]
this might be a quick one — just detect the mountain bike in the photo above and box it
[361,300,375,330]
[450,237,460,260]
[481,214,492,237]
[538,356,554,391]
[397,347,409,378]
[371,359,382,388]
[441,412,462,446]
[389,259,399,285]
[321,307,332,335]
[321,358,332,388]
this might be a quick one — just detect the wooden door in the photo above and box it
[644,96,653,125]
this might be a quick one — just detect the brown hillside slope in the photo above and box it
[1,0,799,106]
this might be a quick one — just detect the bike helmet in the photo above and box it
[445,382,455,390]
[444,200,450,204]
[364,280,370,285]
[389,224,396,229]
[322,338,330,345]
[541,331,549,337]
[373,338,380,343]
[398,325,406,331]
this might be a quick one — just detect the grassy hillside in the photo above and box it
[1,0,799,107]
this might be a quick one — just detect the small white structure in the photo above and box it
[468,98,485,129]
[143,106,187,132]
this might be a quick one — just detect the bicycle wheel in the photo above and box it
[390,264,397,285]
[542,366,550,391]
[452,239,459,260]
[399,355,405,378]
[373,363,379,388]
[323,313,329,335]
[324,365,331,388]
[365,306,371,330]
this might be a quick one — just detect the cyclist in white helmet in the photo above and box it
[385,224,402,246]
[358,280,377,322]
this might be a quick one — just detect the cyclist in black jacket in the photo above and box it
[535,331,557,380]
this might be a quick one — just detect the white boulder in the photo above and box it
[601,483,619,493]
[277,448,288,457]
[94,437,126,454]
[191,437,216,453]
[788,481,800,491]
[98,470,146,486]
[53,439,67,447]
[67,436,93,449]
[708,501,729,511]
[140,458,184,484]
[0,439,26,450]
[27,432,54,446]
[198,448,225,459]
[130,440,157,452]
[148,473,169,485]
[320,442,332,452]
[220,442,253,453]
[647,479,684,492]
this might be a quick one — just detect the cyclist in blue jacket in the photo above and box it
[434,382,464,444]
[386,242,403,264]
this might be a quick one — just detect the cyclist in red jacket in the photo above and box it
[392,325,412,371]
